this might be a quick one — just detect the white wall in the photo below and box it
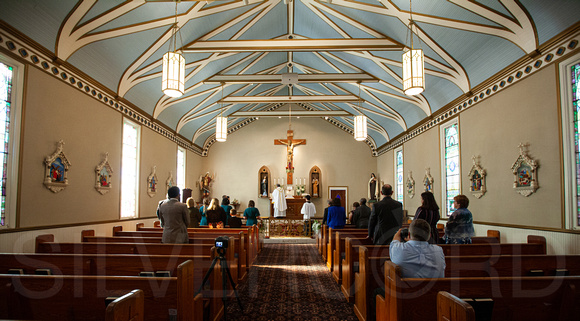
[200,117,377,217]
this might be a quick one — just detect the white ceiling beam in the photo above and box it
[183,39,404,53]
[204,73,378,84]
[232,110,351,117]
[220,95,358,103]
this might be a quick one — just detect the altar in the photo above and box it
[270,197,306,219]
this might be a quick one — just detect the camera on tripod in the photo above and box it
[215,236,229,249]
[215,236,229,257]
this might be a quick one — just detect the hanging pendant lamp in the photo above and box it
[354,82,367,141]
[162,1,185,97]
[402,0,424,96]
[216,84,227,142]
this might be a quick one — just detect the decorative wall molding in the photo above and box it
[0,27,203,156]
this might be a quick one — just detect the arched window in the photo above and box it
[440,119,460,216]
[394,147,404,205]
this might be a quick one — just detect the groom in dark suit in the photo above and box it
[367,184,403,245]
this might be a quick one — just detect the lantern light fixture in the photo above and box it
[353,82,367,141]
[162,0,185,97]
[216,83,227,142]
[402,0,425,96]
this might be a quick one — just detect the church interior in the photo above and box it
[1,0,580,320]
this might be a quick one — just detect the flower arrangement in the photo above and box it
[311,220,322,236]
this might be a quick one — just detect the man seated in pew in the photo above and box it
[370,219,445,320]
[444,194,475,244]
[158,186,190,243]
[390,219,445,278]
[228,209,242,228]
[367,184,403,245]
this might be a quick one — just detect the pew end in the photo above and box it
[154,220,161,227]
[35,234,54,253]
[437,291,475,321]
[136,222,144,230]
[81,229,95,242]
[486,230,500,241]
[105,289,144,321]
[113,225,123,235]
[527,235,547,254]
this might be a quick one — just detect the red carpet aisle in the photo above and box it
[225,243,358,321]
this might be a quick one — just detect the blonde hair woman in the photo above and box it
[206,197,226,227]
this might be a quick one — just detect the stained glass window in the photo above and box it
[444,122,460,215]
[396,149,404,204]
[121,118,140,218]
[572,63,580,225]
[0,63,12,226]
[177,146,186,191]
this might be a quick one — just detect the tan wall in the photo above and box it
[389,64,562,230]
[200,117,377,218]
[459,64,562,228]
[19,67,123,227]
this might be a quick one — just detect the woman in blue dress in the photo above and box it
[221,196,233,226]
[243,200,260,226]
[199,198,209,226]
[327,197,346,229]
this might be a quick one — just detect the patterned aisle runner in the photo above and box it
[225,243,358,321]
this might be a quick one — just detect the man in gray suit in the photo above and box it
[158,186,190,243]
[367,184,403,245]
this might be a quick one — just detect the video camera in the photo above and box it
[215,236,229,251]
[400,228,409,242]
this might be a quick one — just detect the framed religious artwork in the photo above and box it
[328,186,348,211]
[423,167,434,192]
[258,166,271,198]
[511,143,539,197]
[468,155,487,199]
[147,166,158,198]
[43,140,71,193]
[95,152,113,195]
[407,171,415,198]
[309,166,321,198]
[166,171,174,193]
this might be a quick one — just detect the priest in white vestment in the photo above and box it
[271,184,287,218]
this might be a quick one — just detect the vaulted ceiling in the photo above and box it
[1,0,579,155]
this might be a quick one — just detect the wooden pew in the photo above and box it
[32,236,228,321]
[437,291,475,321]
[332,231,369,282]
[81,230,243,283]
[132,225,256,275]
[375,260,580,321]
[354,237,548,321]
[106,289,144,321]
[340,230,501,303]
[111,227,246,282]
[0,260,203,321]
[341,238,384,303]
[326,227,367,270]
[138,223,260,262]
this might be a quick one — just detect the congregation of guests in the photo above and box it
[158,184,475,249]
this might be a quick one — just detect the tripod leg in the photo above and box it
[195,256,220,295]
[221,258,229,321]
[222,257,244,311]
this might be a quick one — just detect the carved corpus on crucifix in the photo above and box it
[274,130,306,185]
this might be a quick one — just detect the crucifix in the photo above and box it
[274,129,306,185]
